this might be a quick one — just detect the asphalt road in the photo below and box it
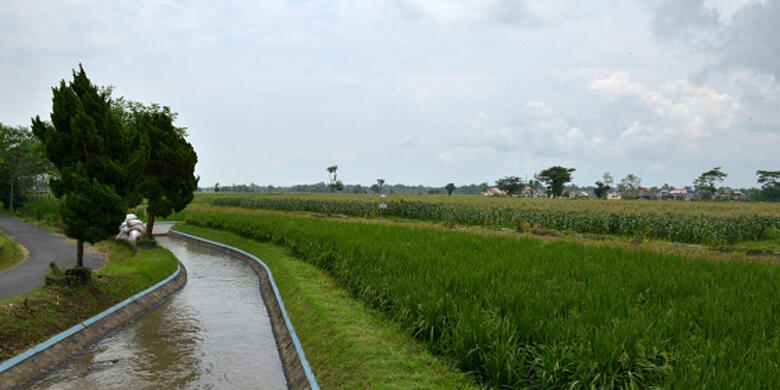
[0,216,104,300]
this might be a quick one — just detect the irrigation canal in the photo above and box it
[29,236,288,389]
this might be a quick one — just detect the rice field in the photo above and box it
[196,193,780,244]
[175,208,780,389]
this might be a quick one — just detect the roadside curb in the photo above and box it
[0,261,186,390]
[168,230,319,390]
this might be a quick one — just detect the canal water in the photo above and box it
[29,236,288,390]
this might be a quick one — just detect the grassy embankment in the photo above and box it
[11,197,63,234]
[197,193,780,245]
[0,229,25,273]
[0,198,59,273]
[728,227,780,253]
[174,207,780,389]
[174,224,482,389]
[0,240,179,362]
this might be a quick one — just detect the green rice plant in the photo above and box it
[175,209,780,389]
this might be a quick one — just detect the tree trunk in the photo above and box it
[76,239,84,268]
[146,213,155,237]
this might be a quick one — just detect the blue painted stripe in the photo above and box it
[0,263,181,374]
[171,230,320,390]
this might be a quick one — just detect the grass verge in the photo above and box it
[0,229,25,273]
[13,197,63,234]
[728,227,780,253]
[0,240,178,362]
[174,224,482,390]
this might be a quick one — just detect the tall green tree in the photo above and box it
[693,167,727,200]
[31,65,148,269]
[618,174,642,199]
[602,172,614,188]
[326,165,343,192]
[594,180,610,199]
[756,170,780,201]
[535,166,575,198]
[495,176,524,196]
[444,182,456,195]
[0,123,50,212]
[129,107,198,236]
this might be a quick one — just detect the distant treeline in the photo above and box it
[203,182,489,195]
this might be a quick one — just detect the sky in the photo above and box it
[0,0,778,188]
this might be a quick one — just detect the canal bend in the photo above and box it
[30,236,288,390]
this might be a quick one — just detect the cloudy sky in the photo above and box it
[1,0,777,188]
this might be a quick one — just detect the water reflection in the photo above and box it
[30,236,287,390]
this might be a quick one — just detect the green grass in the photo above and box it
[0,241,178,362]
[12,197,64,234]
[174,208,780,389]
[174,223,482,389]
[728,227,780,253]
[0,229,24,273]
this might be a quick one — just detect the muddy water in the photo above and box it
[29,236,287,390]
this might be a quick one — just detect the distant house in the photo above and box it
[721,189,745,201]
[522,186,547,198]
[638,187,655,200]
[670,187,687,196]
[607,192,622,200]
[570,190,591,199]
[32,173,51,195]
[483,187,507,197]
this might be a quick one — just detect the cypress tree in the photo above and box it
[134,109,198,236]
[31,65,148,272]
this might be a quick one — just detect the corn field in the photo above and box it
[199,194,780,244]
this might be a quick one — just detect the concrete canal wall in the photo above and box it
[0,262,186,390]
[168,230,319,390]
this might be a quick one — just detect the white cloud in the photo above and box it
[651,162,666,172]
[703,0,757,23]
[436,146,496,163]
[524,101,552,115]
[588,72,644,96]
[399,74,494,101]
[388,0,538,26]
[437,104,609,165]
[1,0,776,188]
[591,72,741,144]
[651,0,780,78]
